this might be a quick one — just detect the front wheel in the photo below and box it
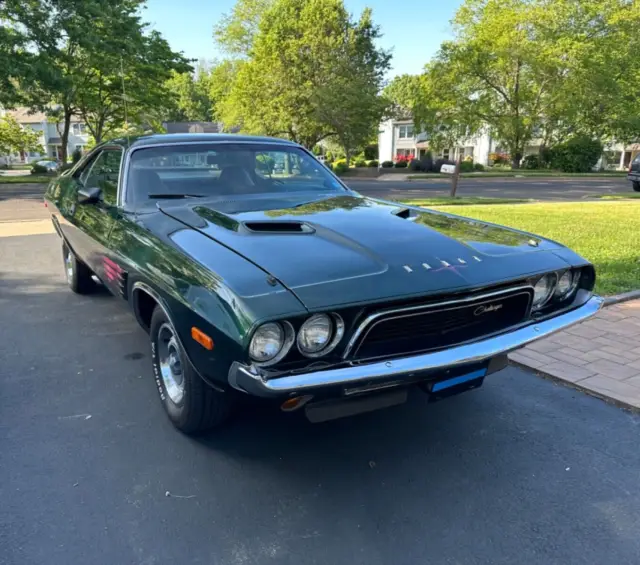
[149,306,234,434]
[632,181,640,192]
[62,242,95,294]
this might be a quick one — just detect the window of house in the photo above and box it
[466,146,474,159]
[72,123,87,135]
[443,149,450,160]
[397,125,414,139]
[396,148,414,158]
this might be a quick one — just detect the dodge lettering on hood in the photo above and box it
[45,134,602,434]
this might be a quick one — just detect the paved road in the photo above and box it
[0,176,633,223]
[346,175,631,201]
[2,232,640,565]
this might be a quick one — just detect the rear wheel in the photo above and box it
[149,306,234,434]
[632,181,640,192]
[62,242,94,294]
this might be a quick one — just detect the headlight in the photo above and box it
[532,274,556,309]
[298,314,333,354]
[554,270,579,299]
[297,313,345,357]
[249,322,293,364]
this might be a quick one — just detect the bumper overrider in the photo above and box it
[228,295,603,397]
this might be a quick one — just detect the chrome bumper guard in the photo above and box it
[228,296,603,397]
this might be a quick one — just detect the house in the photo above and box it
[378,117,639,169]
[0,107,90,164]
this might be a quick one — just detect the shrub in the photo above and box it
[419,152,434,173]
[473,163,485,171]
[460,161,474,173]
[409,159,422,171]
[540,146,553,168]
[367,160,379,167]
[364,144,378,160]
[433,158,456,173]
[312,145,322,156]
[60,163,74,172]
[522,154,541,170]
[325,151,334,163]
[394,160,408,168]
[550,136,603,173]
[489,152,510,165]
[395,154,412,164]
[381,160,394,168]
[354,158,367,167]
[332,161,348,175]
[71,148,82,163]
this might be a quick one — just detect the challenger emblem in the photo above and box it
[474,304,503,316]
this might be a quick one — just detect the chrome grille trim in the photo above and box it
[342,285,534,359]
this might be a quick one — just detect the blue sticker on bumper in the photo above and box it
[431,369,487,392]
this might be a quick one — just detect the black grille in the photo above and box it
[353,289,532,359]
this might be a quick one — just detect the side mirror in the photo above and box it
[78,185,101,204]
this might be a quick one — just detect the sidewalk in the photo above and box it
[510,299,640,409]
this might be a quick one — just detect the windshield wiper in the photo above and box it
[148,193,204,199]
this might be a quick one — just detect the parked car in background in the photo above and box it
[628,153,640,191]
[44,134,602,435]
[35,160,61,173]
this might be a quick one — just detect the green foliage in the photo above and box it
[367,160,378,167]
[312,145,322,156]
[216,0,391,159]
[473,162,485,171]
[363,144,377,160]
[550,136,603,173]
[256,153,275,173]
[0,115,43,156]
[71,148,82,163]
[165,66,214,122]
[460,160,474,173]
[332,161,348,175]
[381,160,393,168]
[354,158,367,167]
[394,160,408,169]
[522,154,541,170]
[409,159,421,171]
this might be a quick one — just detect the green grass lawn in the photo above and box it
[0,175,53,184]
[417,201,640,296]
[404,197,532,206]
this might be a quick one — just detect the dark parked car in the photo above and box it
[44,134,603,434]
[628,153,640,191]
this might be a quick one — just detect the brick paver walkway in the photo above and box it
[510,299,640,408]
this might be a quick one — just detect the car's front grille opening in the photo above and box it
[352,288,533,360]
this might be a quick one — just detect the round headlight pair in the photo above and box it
[532,270,580,310]
[249,314,344,365]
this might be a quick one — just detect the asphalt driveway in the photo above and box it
[2,232,640,565]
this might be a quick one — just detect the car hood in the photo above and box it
[159,194,579,309]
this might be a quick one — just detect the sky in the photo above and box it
[143,0,463,77]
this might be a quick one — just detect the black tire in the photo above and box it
[149,306,234,433]
[632,181,640,192]
[62,242,95,294]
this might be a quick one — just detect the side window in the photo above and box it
[82,149,123,206]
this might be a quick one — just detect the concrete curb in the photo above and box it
[603,290,640,307]
[510,359,640,414]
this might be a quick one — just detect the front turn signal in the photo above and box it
[191,327,214,351]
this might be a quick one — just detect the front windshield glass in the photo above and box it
[126,142,345,204]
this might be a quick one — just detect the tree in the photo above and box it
[216,0,391,152]
[1,0,190,157]
[165,65,214,123]
[213,0,274,58]
[0,115,43,159]
[413,0,640,167]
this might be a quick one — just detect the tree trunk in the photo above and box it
[60,109,72,163]
[450,157,461,197]
[345,148,351,168]
[511,151,523,169]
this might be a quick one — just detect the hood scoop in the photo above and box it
[243,221,314,234]
[393,207,419,221]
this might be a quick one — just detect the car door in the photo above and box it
[71,147,124,292]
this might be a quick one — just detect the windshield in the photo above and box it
[126,142,345,204]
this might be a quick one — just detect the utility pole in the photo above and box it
[450,156,462,198]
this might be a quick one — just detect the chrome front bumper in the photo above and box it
[228,296,603,397]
